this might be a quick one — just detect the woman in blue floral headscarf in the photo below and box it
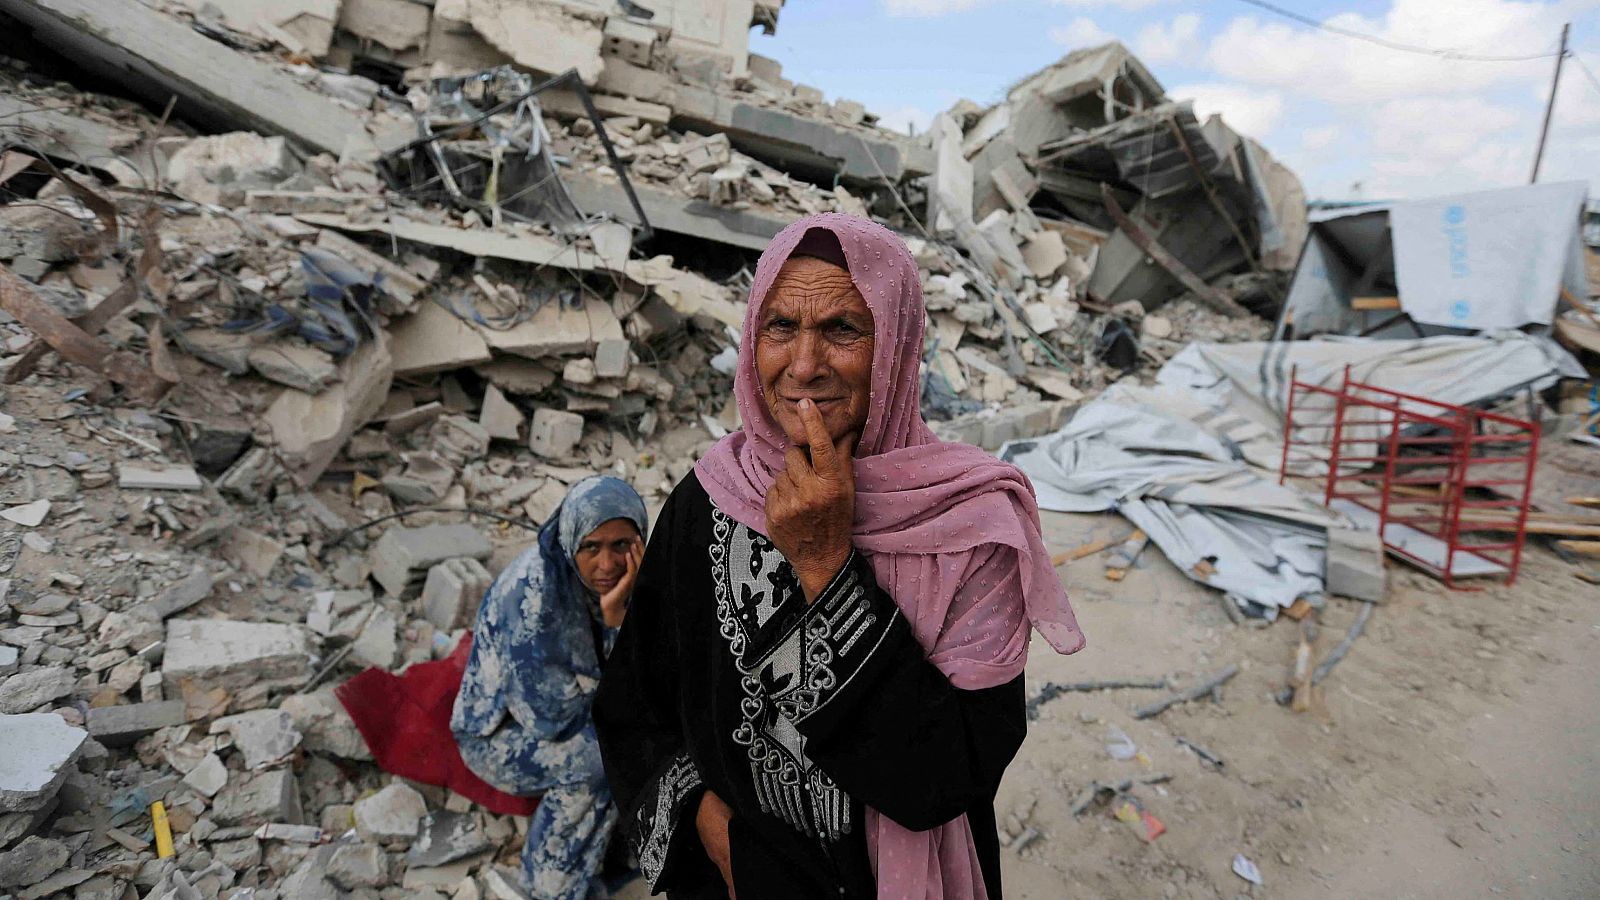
[452,475,647,898]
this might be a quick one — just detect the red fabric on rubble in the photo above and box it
[335,633,540,817]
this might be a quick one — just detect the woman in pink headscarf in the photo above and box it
[594,213,1083,900]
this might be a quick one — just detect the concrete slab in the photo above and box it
[163,619,312,694]
[0,714,86,813]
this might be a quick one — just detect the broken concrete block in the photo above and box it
[210,709,303,769]
[248,343,340,393]
[85,699,187,746]
[223,527,286,579]
[420,558,492,632]
[406,810,491,868]
[213,768,302,826]
[174,0,339,57]
[314,230,427,310]
[829,99,866,127]
[167,132,299,205]
[0,204,87,262]
[145,569,214,621]
[369,524,492,597]
[117,464,204,492]
[478,299,594,359]
[0,499,50,528]
[1326,527,1386,602]
[181,752,228,797]
[354,781,426,844]
[0,667,77,714]
[1141,315,1174,339]
[594,339,631,378]
[478,385,523,442]
[681,132,732,174]
[337,0,430,51]
[1021,230,1069,279]
[0,714,86,812]
[389,300,493,376]
[349,607,399,670]
[562,357,597,386]
[465,0,604,85]
[602,15,656,67]
[528,408,585,459]
[327,840,390,888]
[279,687,372,761]
[163,619,312,694]
[264,333,393,487]
[0,835,68,889]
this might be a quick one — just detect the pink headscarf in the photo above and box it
[694,212,1084,900]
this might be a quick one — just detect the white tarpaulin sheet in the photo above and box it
[1002,385,1339,611]
[1389,181,1589,330]
[1157,332,1582,473]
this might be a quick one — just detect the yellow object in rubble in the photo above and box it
[151,801,174,858]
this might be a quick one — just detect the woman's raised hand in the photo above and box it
[764,398,856,603]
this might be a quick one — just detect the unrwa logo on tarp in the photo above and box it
[1442,204,1469,280]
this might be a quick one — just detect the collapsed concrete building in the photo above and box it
[0,2,1325,897]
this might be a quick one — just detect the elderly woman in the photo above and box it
[594,213,1084,899]
[452,475,647,899]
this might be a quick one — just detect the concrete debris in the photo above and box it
[213,768,303,826]
[354,781,427,844]
[181,752,229,798]
[210,709,304,769]
[407,810,492,868]
[421,558,494,632]
[370,524,492,597]
[1326,527,1387,603]
[117,464,205,492]
[0,835,68,889]
[163,619,312,694]
[86,699,188,746]
[0,667,77,715]
[0,714,86,812]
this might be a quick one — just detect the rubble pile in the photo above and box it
[0,1,1316,897]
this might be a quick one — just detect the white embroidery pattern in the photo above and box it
[710,508,853,841]
[636,751,701,889]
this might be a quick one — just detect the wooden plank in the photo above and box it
[1099,183,1249,318]
[1051,530,1134,567]
[1351,295,1402,311]
[1556,540,1600,558]
[1567,497,1600,509]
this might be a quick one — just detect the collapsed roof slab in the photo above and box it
[670,84,934,187]
[4,0,370,157]
[562,172,786,252]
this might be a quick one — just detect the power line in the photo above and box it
[1571,51,1600,99]
[1233,0,1564,62]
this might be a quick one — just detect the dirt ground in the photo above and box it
[998,507,1600,900]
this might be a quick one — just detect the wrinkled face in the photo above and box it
[573,518,640,595]
[755,255,875,450]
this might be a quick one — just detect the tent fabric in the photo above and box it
[1156,332,1582,473]
[1285,182,1590,334]
[1001,385,1337,611]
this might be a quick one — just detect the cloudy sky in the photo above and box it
[751,0,1600,201]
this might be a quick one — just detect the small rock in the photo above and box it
[0,836,68,888]
[182,753,228,798]
[354,782,426,844]
[0,667,77,714]
[327,841,389,889]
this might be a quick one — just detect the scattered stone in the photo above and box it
[0,667,77,714]
[254,823,324,843]
[593,338,631,378]
[369,524,491,597]
[213,768,302,826]
[0,500,49,528]
[349,607,399,669]
[0,835,68,889]
[0,714,87,812]
[528,408,584,458]
[163,619,311,694]
[1326,526,1386,602]
[145,569,214,620]
[478,385,523,442]
[182,752,228,797]
[211,709,303,769]
[406,811,490,868]
[327,841,390,888]
[420,558,492,632]
[248,343,341,393]
[353,782,426,844]
[280,687,372,760]
[86,699,187,746]
[117,464,205,491]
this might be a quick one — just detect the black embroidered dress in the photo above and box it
[593,473,1026,899]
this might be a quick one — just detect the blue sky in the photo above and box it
[752,0,1600,201]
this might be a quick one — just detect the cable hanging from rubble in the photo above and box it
[1233,0,1566,61]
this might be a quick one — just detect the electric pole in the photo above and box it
[1530,22,1570,183]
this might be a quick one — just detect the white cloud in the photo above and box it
[876,105,935,136]
[1049,16,1115,48]
[1134,13,1202,64]
[883,0,992,16]
[1169,82,1286,139]
[1050,0,1181,9]
[1192,0,1598,198]
[1300,125,1341,151]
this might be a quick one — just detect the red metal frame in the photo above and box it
[1280,366,1539,589]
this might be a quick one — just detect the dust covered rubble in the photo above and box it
[0,4,1298,897]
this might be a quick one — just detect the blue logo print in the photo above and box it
[1450,300,1471,321]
